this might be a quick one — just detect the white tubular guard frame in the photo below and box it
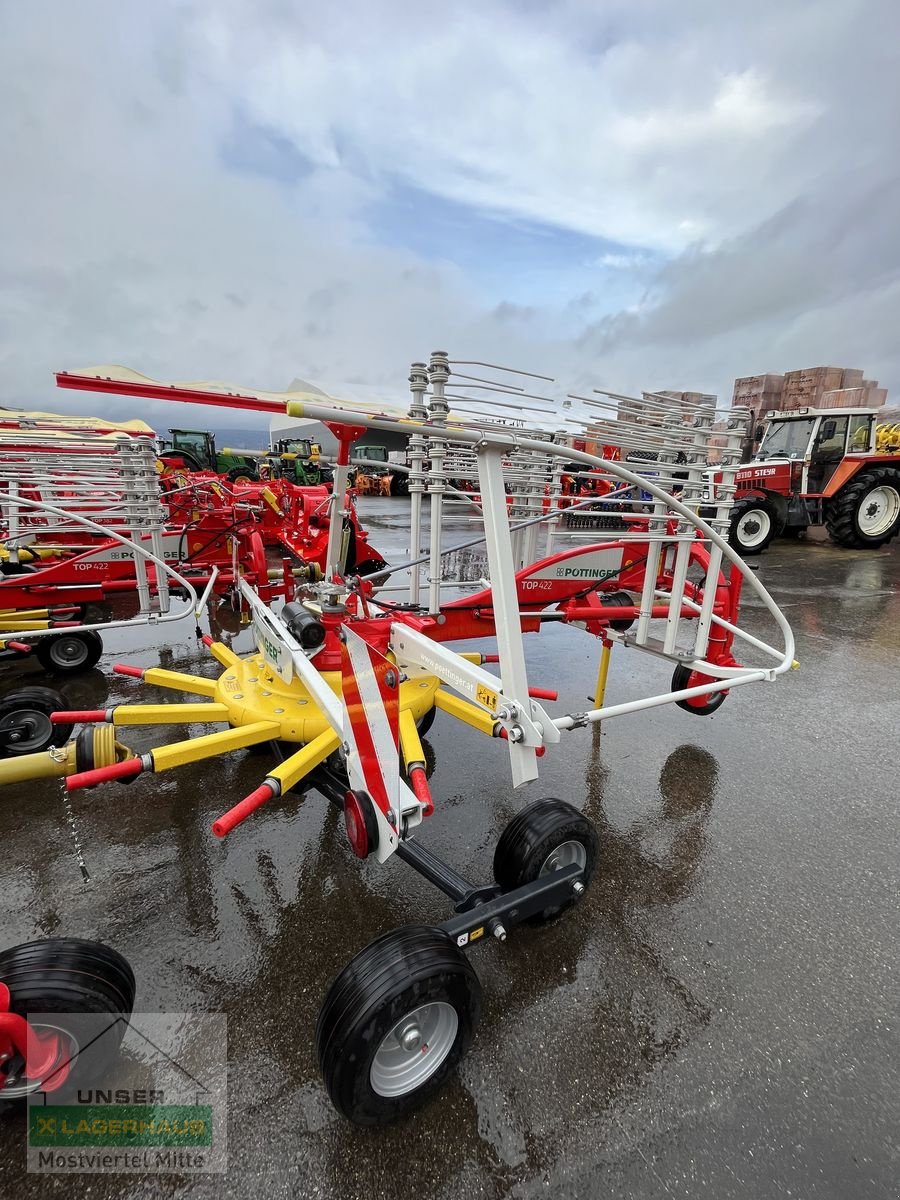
[0,427,199,638]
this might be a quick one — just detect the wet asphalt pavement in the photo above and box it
[0,498,898,1199]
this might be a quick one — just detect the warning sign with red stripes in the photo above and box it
[340,626,400,828]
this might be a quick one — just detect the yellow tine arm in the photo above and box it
[433,689,496,737]
[112,703,231,726]
[267,729,342,792]
[150,721,279,771]
[206,640,243,671]
[142,668,219,697]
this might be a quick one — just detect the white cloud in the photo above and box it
[0,0,896,426]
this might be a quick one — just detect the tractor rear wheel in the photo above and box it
[225,467,259,484]
[825,470,900,549]
[728,498,777,555]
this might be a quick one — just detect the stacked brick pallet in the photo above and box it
[733,366,887,416]
[615,390,717,426]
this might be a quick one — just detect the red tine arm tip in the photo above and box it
[409,766,434,817]
[113,664,144,678]
[51,710,106,724]
[212,783,275,838]
[67,757,144,791]
[527,686,559,701]
[6,641,32,653]
[201,635,214,647]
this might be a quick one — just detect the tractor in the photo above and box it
[270,437,333,486]
[351,445,408,496]
[722,407,900,554]
[158,428,262,483]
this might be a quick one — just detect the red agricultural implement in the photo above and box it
[1,353,795,1125]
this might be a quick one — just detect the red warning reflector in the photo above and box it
[344,790,378,859]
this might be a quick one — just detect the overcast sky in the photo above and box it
[1,0,897,432]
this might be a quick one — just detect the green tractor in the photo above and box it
[158,429,262,483]
[270,438,334,487]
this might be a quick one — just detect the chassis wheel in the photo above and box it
[825,470,900,549]
[35,631,103,675]
[316,925,481,1126]
[672,663,728,715]
[728,499,776,555]
[225,467,258,484]
[0,688,72,756]
[0,938,135,1102]
[493,798,598,924]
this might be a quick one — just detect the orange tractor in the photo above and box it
[721,407,900,554]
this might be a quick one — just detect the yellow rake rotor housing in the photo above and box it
[210,653,440,743]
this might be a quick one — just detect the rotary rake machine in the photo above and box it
[0,354,795,1124]
[0,414,383,683]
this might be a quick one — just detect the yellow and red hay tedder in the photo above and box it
[0,353,795,1124]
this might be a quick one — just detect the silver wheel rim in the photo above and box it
[858,485,900,536]
[370,1001,458,1097]
[539,839,587,876]
[0,709,53,752]
[737,508,771,548]
[50,636,89,667]
[0,1022,77,1099]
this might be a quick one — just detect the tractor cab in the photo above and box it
[158,429,261,482]
[161,428,217,472]
[754,409,875,495]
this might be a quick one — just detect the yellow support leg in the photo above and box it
[267,729,342,792]
[112,703,232,726]
[433,689,497,737]
[399,708,425,769]
[150,720,280,771]
[593,638,613,708]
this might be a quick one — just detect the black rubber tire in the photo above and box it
[493,798,599,924]
[728,498,777,556]
[824,469,900,549]
[0,687,72,756]
[34,630,103,675]
[671,663,727,716]
[225,466,259,484]
[415,704,437,738]
[602,589,636,631]
[0,938,135,1102]
[316,925,481,1126]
